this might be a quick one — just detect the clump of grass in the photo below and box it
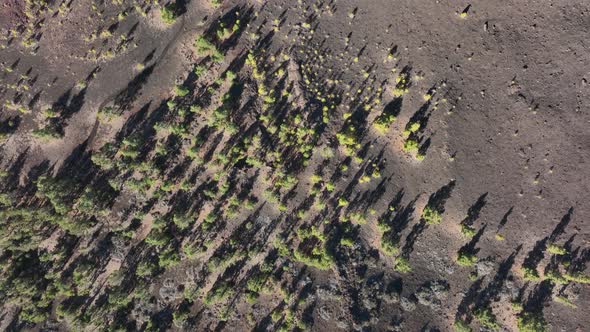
[42,108,59,118]
[337,197,348,207]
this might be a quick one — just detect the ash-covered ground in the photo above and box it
[0,0,589,331]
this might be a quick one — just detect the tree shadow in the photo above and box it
[522,207,573,272]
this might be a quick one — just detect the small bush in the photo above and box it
[174,85,190,97]
[454,319,472,332]
[403,138,419,154]
[336,125,360,156]
[545,269,567,285]
[403,121,420,136]
[456,252,477,267]
[517,311,547,332]
[381,237,399,255]
[194,64,207,76]
[340,237,354,247]
[422,205,442,225]
[394,256,412,273]
[474,307,499,330]
[32,125,63,140]
[546,244,566,255]
[461,224,476,237]
[373,112,396,133]
[522,267,540,281]
[195,36,223,63]
[97,106,119,121]
[564,272,590,284]
[161,4,177,24]
[553,295,576,308]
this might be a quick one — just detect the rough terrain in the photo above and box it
[0,0,589,331]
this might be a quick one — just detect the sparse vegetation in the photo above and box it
[454,319,472,332]
[422,205,442,225]
[474,307,500,330]
[546,243,566,255]
[0,1,584,330]
[394,256,412,273]
[161,3,178,24]
[517,311,547,332]
[195,35,224,63]
[456,251,477,267]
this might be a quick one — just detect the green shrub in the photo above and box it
[158,247,180,269]
[553,295,576,308]
[517,311,547,332]
[403,138,419,153]
[32,126,63,140]
[394,256,412,273]
[564,272,590,284]
[293,242,334,270]
[522,267,540,281]
[461,224,476,237]
[456,252,477,267]
[454,319,472,332]
[338,197,349,207]
[546,244,566,255]
[545,269,567,285]
[373,112,396,133]
[161,4,177,24]
[194,65,207,76]
[174,85,190,97]
[195,35,223,63]
[340,237,354,247]
[97,106,118,121]
[422,205,442,225]
[336,125,360,156]
[173,213,194,230]
[474,307,499,330]
[403,121,420,137]
[204,282,233,305]
[381,237,399,255]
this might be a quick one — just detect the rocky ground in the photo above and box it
[0,0,588,331]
